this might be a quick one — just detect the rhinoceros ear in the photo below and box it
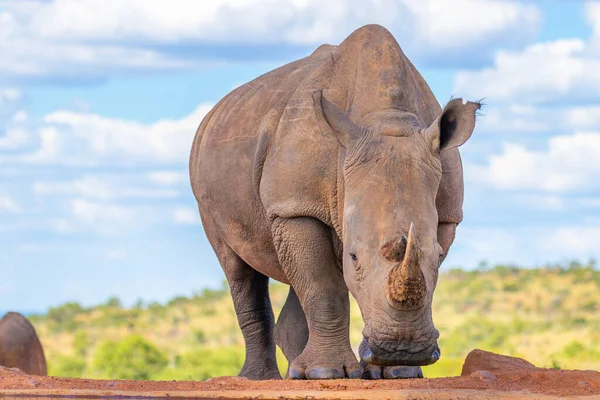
[425,98,480,151]
[312,90,364,148]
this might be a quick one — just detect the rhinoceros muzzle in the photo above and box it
[359,336,440,366]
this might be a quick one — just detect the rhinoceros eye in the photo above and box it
[350,253,358,262]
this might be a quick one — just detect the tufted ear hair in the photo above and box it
[424,98,480,151]
[312,90,365,148]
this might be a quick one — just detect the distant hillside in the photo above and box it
[25,261,600,380]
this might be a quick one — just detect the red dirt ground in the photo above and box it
[1,365,599,399]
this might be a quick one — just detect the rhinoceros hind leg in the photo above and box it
[274,287,308,377]
[206,222,281,380]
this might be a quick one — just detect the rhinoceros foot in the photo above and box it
[238,363,282,381]
[288,348,362,380]
[361,361,424,379]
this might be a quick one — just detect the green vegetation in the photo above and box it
[31,261,600,380]
[92,335,168,380]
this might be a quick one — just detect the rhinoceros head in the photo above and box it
[314,91,479,367]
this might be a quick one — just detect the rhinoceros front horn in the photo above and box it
[386,222,427,310]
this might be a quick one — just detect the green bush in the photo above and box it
[155,346,245,381]
[442,318,512,357]
[423,357,463,378]
[177,346,244,379]
[563,341,586,358]
[582,300,598,312]
[92,335,168,380]
[49,355,86,377]
[73,331,90,357]
[502,282,520,292]
[168,296,190,308]
[193,330,207,344]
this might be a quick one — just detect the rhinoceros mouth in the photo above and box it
[358,337,440,367]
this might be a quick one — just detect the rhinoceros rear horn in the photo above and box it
[386,222,427,310]
[312,90,365,148]
[425,98,480,152]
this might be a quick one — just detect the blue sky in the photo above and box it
[1,0,599,312]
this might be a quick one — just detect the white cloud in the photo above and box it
[7,0,540,46]
[588,1,600,51]
[445,227,524,268]
[454,39,600,104]
[0,2,196,82]
[105,249,127,260]
[468,132,600,192]
[0,97,206,237]
[398,0,539,56]
[452,1,600,109]
[544,226,600,254]
[148,171,188,186]
[33,176,179,200]
[172,207,199,225]
[0,0,540,81]
[475,104,600,135]
[0,265,17,295]
[61,198,140,235]
[0,88,24,122]
[566,105,600,128]
[449,224,600,268]
[517,194,565,211]
[2,103,212,167]
[71,199,134,223]
[0,87,31,149]
[0,196,20,213]
[0,88,22,105]
[458,227,520,256]
[0,127,29,150]
[579,197,600,208]
[19,171,196,235]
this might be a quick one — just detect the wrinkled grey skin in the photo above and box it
[190,25,479,380]
[0,312,47,376]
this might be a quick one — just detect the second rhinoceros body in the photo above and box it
[190,24,479,380]
[0,312,47,376]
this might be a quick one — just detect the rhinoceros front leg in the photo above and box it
[272,216,362,380]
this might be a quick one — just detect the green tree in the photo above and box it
[92,335,168,380]
[106,296,122,308]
